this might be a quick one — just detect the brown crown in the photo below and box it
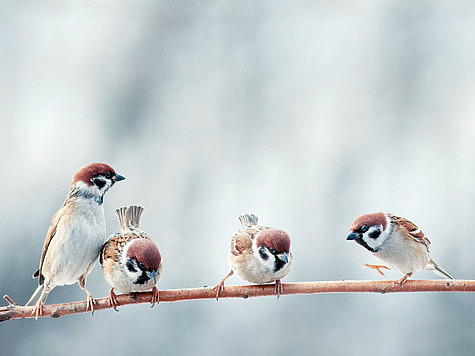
[349,212,387,232]
[71,163,116,186]
[255,229,291,253]
[126,239,162,271]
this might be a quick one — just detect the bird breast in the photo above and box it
[374,229,431,275]
[42,199,106,286]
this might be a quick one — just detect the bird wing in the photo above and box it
[230,226,269,255]
[389,214,431,251]
[100,230,148,264]
[33,211,61,285]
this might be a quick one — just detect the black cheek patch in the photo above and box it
[134,272,149,285]
[355,237,378,253]
[369,230,381,239]
[93,177,106,188]
[259,246,269,260]
[273,257,286,272]
[126,260,137,273]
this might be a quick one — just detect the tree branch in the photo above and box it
[1,279,474,322]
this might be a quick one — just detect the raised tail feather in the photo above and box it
[239,214,259,228]
[115,205,144,232]
[429,259,454,279]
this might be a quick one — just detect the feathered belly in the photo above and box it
[229,252,293,284]
[106,264,156,293]
[44,219,106,286]
[374,240,430,275]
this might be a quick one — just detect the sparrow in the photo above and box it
[214,214,293,299]
[25,163,125,319]
[100,205,162,311]
[346,212,454,285]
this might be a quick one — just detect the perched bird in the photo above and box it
[214,214,293,299]
[100,205,162,310]
[26,163,125,319]
[346,212,453,285]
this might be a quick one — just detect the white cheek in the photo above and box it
[362,228,387,250]
[251,242,275,271]
[120,245,141,280]
[76,179,113,196]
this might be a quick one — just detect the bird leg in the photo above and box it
[394,273,413,288]
[78,275,95,313]
[31,284,51,320]
[364,264,391,276]
[108,288,119,311]
[85,292,96,313]
[212,270,234,301]
[32,299,45,321]
[151,286,160,307]
[274,280,284,299]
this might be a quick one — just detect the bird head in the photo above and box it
[71,163,125,202]
[255,229,292,272]
[346,212,388,252]
[125,238,162,285]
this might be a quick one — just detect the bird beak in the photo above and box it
[346,232,360,240]
[146,270,157,284]
[276,252,289,264]
[113,174,126,182]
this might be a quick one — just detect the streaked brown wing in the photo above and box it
[33,211,61,285]
[389,214,431,250]
[230,225,270,256]
[230,230,253,256]
[100,230,149,264]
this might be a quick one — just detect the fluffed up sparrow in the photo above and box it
[347,212,454,285]
[26,163,125,319]
[214,214,293,299]
[100,205,162,310]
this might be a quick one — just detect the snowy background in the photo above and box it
[1,1,474,355]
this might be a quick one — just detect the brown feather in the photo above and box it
[71,163,116,186]
[231,230,253,255]
[388,214,431,250]
[255,229,291,253]
[350,212,388,232]
[126,238,161,270]
[34,211,61,285]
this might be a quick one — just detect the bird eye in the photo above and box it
[104,172,112,179]
[268,247,276,254]
[138,262,145,270]
[360,225,369,233]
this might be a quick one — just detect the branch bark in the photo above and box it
[1,279,474,322]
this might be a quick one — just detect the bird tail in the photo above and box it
[239,214,259,228]
[25,284,43,306]
[428,259,454,279]
[115,205,144,232]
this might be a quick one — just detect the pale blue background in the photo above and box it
[1,1,474,355]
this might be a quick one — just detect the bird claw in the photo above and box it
[274,280,283,299]
[213,271,233,301]
[32,300,44,320]
[151,286,159,307]
[86,293,96,314]
[393,274,412,288]
[364,264,391,276]
[108,288,119,311]
[212,281,225,301]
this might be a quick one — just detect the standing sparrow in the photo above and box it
[346,212,454,285]
[214,214,293,299]
[26,163,125,319]
[100,205,162,311]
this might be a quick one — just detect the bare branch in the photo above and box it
[1,279,474,322]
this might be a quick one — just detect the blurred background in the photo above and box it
[1,1,474,355]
